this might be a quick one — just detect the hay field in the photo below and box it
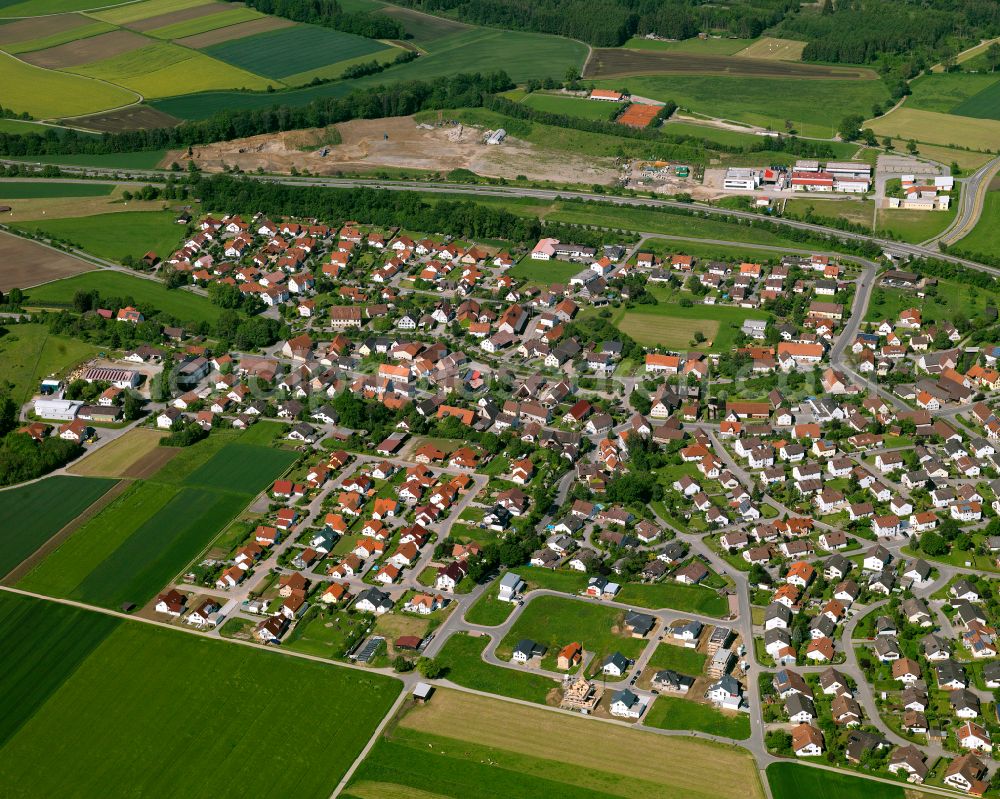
[21,30,149,69]
[867,106,1000,150]
[397,689,763,799]
[734,36,805,60]
[68,429,170,478]
[0,51,137,118]
[145,6,262,38]
[616,314,718,350]
[90,0,215,25]
[176,14,294,47]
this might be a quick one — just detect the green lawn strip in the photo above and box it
[496,595,645,668]
[0,476,117,578]
[767,763,906,799]
[519,565,590,593]
[616,582,729,617]
[0,605,402,797]
[0,323,101,406]
[14,210,186,265]
[0,592,121,747]
[284,606,370,659]
[25,270,221,325]
[644,695,750,739]
[7,151,167,168]
[956,189,1000,256]
[521,92,624,121]
[0,182,115,198]
[435,632,557,703]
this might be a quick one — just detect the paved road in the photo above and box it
[4,169,1000,274]
[931,155,1000,247]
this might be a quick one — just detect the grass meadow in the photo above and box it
[957,189,1000,255]
[521,92,624,121]
[595,74,890,138]
[0,476,116,578]
[0,323,100,405]
[0,51,136,118]
[435,633,558,703]
[0,182,115,198]
[767,763,906,799]
[644,695,751,739]
[24,270,221,324]
[0,593,402,798]
[14,209,186,263]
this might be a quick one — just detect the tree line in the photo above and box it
[0,72,514,158]
[230,0,405,39]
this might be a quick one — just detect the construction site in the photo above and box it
[164,115,617,184]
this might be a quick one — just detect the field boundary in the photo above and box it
[1,478,128,585]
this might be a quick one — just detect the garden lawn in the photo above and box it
[463,578,518,626]
[767,763,905,799]
[25,270,221,325]
[0,51,136,119]
[644,695,750,739]
[0,182,115,198]
[616,582,729,616]
[509,253,585,284]
[435,632,557,703]
[0,475,116,579]
[0,593,402,798]
[497,595,645,668]
[519,565,589,593]
[610,301,768,351]
[647,642,707,674]
[0,323,101,405]
[14,210,184,264]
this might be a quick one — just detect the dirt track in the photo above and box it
[165,115,618,184]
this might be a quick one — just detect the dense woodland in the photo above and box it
[394,0,792,46]
[227,0,405,39]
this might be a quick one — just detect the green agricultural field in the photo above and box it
[0,593,121,747]
[0,323,100,405]
[346,688,764,799]
[378,3,470,46]
[594,74,890,138]
[957,189,1000,256]
[18,433,293,609]
[146,6,262,39]
[1,20,116,54]
[644,695,751,739]
[24,271,221,324]
[497,595,646,669]
[435,632,558,703]
[15,210,185,266]
[90,0,215,24]
[521,92,623,121]
[767,763,906,799]
[953,77,1000,120]
[0,51,137,119]
[182,442,297,494]
[204,23,390,80]
[0,593,402,797]
[0,0,126,16]
[0,119,57,134]
[616,582,729,616]
[282,46,400,86]
[0,476,116,579]
[0,182,115,198]
[905,72,1000,114]
[623,36,752,55]
[868,106,1000,151]
[72,41,272,96]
